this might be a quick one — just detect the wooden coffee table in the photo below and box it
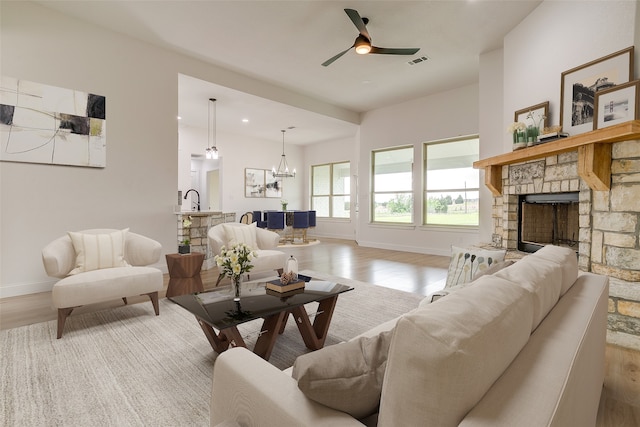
[169,278,353,360]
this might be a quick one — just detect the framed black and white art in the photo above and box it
[560,46,634,136]
[593,80,640,130]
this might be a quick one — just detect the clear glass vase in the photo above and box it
[232,276,241,302]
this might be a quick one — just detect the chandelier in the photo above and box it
[272,129,296,178]
[205,98,219,160]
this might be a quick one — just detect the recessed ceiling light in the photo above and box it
[177,116,182,120]
[242,118,249,123]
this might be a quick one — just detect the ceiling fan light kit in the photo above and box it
[355,35,372,55]
[322,8,420,66]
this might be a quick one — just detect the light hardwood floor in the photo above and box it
[1,238,638,426]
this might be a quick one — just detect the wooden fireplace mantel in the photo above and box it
[473,120,640,196]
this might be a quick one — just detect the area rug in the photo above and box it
[0,270,422,426]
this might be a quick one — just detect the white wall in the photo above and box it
[0,1,349,297]
[503,1,637,149]
[356,84,481,256]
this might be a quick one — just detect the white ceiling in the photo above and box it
[35,0,541,145]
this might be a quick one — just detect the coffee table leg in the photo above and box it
[291,295,338,350]
[253,311,287,360]
[198,319,230,353]
[220,327,246,349]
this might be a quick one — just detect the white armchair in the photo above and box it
[208,223,286,285]
[42,228,163,338]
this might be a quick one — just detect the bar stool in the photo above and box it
[292,211,310,243]
[307,210,317,241]
[266,211,285,239]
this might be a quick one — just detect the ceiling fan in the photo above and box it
[321,8,420,67]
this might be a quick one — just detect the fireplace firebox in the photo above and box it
[517,192,579,253]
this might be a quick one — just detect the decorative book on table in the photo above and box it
[266,287,304,298]
[266,278,305,293]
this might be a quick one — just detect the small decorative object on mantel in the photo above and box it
[178,239,191,254]
[536,125,568,143]
[281,199,288,211]
[514,101,549,147]
[507,122,527,150]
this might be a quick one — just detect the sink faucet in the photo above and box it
[184,189,200,211]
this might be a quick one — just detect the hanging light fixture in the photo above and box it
[272,129,296,178]
[205,98,219,160]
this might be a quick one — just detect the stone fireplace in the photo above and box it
[490,139,640,341]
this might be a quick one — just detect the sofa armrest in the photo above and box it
[255,227,280,250]
[125,232,162,266]
[42,236,76,278]
[211,348,364,427]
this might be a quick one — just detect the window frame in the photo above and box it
[371,145,414,225]
[310,161,351,219]
[422,135,480,228]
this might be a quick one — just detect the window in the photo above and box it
[311,162,350,218]
[424,136,479,226]
[372,146,413,223]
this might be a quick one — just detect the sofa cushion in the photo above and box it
[529,244,578,296]
[493,255,563,332]
[445,246,506,288]
[292,330,393,419]
[378,275,533,427]
[68,229,130,275]
[52,266,162,308]
[223,223,258,249]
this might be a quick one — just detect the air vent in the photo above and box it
[408,56,429,66]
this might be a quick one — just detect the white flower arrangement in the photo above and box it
[506,122,527,134]
[182,216,192,228]
[214,243,257,279]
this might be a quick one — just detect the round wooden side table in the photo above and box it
[165,252,205,298]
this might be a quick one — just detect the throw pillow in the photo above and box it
[223,223,258,249]
[292,329,393,419]
[445,246,506,288]
[68,229,130,275]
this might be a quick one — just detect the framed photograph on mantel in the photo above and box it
[594,80,640,130]
[560,46,634,136]
[514,101,549,129]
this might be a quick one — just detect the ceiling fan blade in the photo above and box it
[370,46,420,56]
[344,8,371,40]
[321,45,354,67]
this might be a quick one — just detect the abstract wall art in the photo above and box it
[0,76,106,167]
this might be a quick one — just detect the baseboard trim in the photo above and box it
[0,279,56,299]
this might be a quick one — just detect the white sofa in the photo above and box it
[42,228,163,338]
[208,223,286,285]
[209,245,609,426]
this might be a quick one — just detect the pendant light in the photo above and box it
[272,129,296,178]
[205,98,219,160]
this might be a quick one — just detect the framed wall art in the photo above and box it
[593,80,640,130]
[0,76,107,167]
[245,168,282,198]
[560,46,634,136]
[514,101,549,129]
